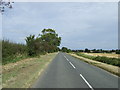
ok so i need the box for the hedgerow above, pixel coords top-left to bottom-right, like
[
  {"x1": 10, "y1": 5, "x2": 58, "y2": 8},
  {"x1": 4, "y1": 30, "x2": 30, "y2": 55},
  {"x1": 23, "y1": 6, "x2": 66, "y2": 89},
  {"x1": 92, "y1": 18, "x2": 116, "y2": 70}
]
[{"x1": 76, "y1": 53, "x2": 120, "y2": 66}]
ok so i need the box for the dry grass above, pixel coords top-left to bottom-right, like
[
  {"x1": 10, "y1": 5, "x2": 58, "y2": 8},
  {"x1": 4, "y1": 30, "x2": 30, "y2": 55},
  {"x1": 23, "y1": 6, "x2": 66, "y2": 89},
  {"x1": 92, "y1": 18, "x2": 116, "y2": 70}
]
[
  {"x1": 69, "y1": 53, "x2": 119, "y2": 77},
  {"x1": 2, "y1": 53, "x2": 58, "y2": 88},
  {"x1": 84, "y1": 53, "x2": 119, "y2": 58}
]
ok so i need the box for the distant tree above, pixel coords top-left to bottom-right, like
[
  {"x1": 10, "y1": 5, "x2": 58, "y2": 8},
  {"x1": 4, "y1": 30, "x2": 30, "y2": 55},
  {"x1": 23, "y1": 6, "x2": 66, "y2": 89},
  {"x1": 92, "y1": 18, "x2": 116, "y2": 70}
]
[
  {"x1": 61, "y1": 47, "x2": 71, "y2": 53},
  {"x1": 61, "y1": 47, "x2": 68, "y2": 52},
  {"x1": 84, "y1": 48, "x2": 90, "y2": 53},
  {"x1": 78, "y1": 50, "x2": 84, "y2": 52},
  {"x1": 116, "y1": 49, "x2": 120, "y2": 54},
  {"x1": 92, "y1": 49, "x2": 96, "y2": 53},
  {"x1": 111, "y1": 49, "x2": 116, "y2": 53}
]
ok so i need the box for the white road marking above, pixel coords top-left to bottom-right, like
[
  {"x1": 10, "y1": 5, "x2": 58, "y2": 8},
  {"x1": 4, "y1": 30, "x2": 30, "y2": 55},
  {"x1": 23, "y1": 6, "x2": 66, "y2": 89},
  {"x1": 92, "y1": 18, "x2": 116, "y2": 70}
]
[
  {"x1": 63, "y1": 55, "x2": 76, "y2": 69},
  {"x1": 69, "y1": 62, "x2": 76, "y2": 69},
  {"x1": 63, "y1": 53, "x2": 93, "y2": 89},
  {"x1": 80, "y1": 74, "x2": 94, "y2": 90},
  {"x1": 64, "y1": 55, "x2": 69, "y2": 61}
]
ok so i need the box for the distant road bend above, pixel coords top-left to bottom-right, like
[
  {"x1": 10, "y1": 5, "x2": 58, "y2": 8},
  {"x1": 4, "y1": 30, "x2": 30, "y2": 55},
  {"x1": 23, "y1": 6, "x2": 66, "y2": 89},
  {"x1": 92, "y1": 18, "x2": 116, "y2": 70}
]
[{"x1": 32, "y1": 52, "x2": 118, "y2": 89}]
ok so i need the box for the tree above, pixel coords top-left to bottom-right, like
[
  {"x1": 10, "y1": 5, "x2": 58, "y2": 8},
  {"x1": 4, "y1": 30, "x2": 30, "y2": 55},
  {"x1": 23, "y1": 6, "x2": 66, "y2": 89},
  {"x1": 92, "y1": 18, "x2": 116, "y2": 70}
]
[
  {"x1": 41, "y1": 29, "x2": 61, "y2": 53},
  {"x1": 61, "y1": 47, "x2": 71, "y2": 53},
  {"x1": 84, "y1": 48, "x2": 90, "y2": 53},
  {"x1": 61, "y1": 47, "x2": 67, "y2": 52},
  {"x1": 0, "y1": 0, "x2": 14, "y2": 14},
  {"x1": 116, "y1": 49, "x2": 120, "y2": 54},
  {"x1": 25, "y1": 29, "x2": 61, "y2": 56},
  {"x1": 25, "y1": 35, "x2": 36, "y2": 56}
]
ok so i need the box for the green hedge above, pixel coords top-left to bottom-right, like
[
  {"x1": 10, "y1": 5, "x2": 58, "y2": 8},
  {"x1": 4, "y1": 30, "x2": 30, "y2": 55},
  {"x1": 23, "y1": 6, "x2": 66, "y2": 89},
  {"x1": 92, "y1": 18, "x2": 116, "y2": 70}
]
[
  {"x1": 76, "y1": 53, "x2": 120, "y2": 66},
  {"x1": 2, "y1": 40, "x2": 27, "y2": 65}
]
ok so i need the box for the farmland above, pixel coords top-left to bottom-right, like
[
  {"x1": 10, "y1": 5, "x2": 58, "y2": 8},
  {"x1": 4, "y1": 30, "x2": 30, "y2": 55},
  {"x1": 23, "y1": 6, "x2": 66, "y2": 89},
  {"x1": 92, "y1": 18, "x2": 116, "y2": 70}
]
[
  {"x1": 75, "y1": 52, "x2": 120, "y2": 66},
  {"x1": 84, "y1": 53, "x2": 119, "y2": 58}
]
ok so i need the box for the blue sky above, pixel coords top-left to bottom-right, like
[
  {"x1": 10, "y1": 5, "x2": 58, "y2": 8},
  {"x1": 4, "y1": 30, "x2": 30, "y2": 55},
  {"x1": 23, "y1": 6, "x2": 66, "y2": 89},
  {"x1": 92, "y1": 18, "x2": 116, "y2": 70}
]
[{"x1": 2, "y1": 2, "x2": 118, "y2": 50}]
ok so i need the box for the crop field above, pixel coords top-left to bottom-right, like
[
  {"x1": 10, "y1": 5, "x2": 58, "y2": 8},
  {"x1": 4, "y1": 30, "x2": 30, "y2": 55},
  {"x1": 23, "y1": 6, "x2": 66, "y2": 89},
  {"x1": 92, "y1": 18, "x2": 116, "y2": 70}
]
[
  {"x1": 76, "y1": 52, "x2": 120, "y2": 66},
  {"x1": 84, "y1": 53, "x2": 119, "y2": 58}
]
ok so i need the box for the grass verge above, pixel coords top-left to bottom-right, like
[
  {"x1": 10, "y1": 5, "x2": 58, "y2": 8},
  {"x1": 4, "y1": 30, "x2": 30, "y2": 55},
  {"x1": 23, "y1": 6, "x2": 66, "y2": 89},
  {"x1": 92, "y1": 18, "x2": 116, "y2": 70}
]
[
  {"x1": 68, "y1": 53, "x2": 120, "y2": 77},
  {"x1": 2, "y1": 54, "x2": 29, "y2": 65},
  {"x1": 2, "y1": 53, "x2": 58, "y2": 88}
]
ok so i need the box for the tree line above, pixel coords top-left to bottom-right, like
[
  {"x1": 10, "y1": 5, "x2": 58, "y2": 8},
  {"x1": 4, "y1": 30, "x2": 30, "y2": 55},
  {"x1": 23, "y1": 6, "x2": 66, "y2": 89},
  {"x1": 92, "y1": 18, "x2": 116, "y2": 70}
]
[{"x1": 61, "y1": 47, "x2": 120, "y2": 54}]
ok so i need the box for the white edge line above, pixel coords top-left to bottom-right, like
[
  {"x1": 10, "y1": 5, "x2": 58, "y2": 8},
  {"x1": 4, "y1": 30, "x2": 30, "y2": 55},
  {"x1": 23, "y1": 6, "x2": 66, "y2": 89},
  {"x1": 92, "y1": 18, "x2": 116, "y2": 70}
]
[
  {"x1": 80, "y1": 74, "x2": 94, "y2": 90},
  {"x1": 69, "y1": 62, "x2": 76, "y2": 69}
]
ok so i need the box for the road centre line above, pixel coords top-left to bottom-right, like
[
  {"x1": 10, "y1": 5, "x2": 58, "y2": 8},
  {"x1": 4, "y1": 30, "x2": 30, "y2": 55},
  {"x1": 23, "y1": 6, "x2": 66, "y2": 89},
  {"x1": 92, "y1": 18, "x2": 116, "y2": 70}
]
[
  {"x1": 63, "y1": 54, "x2": 93, "y2": 90},
  {"x1": 64, "y1": 55, "x2": 69, "y2": 61},
  {"x1": 80, "y1": 74, "x2": 94, "y2": 90},
  {"x1": 69, "y1": 62, "x2": 76, "y2": 69},
  {"x1": 63, "y1": 55, "x2": 76, "y2": 69}
]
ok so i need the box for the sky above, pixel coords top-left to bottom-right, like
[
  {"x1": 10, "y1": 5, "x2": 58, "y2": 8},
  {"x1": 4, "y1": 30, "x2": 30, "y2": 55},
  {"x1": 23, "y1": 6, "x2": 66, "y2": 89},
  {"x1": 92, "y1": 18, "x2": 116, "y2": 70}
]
[{"x1": 1, "y1": 2, "x2": 118, "y2": 50}]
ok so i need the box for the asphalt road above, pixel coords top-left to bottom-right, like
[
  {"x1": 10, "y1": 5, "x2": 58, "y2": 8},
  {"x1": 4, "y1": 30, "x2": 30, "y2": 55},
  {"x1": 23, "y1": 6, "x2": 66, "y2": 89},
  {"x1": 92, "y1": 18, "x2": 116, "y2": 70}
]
[{"x1": 32, "y1": 52, "x2": 119, "y2": 89}]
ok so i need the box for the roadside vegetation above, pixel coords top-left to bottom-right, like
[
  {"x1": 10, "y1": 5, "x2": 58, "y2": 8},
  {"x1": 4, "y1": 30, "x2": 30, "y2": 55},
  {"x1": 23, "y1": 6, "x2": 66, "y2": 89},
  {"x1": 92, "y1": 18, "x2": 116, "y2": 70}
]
[
  {"x1": 84, "y1": 53, "x2": 118, "y2": 58},
  {"x1": 3, "y1": 53, "x2": 57, "y2": 88},
  {"x1": 61, "y1": 47, "x2": 120, "y2": 67},
  {"x1": 72, "y1": 48, "x2": 120, "y2": 54},
  {"x1": 25, "y1": 29, "x2": 61, "y2": 56},
  {"x1": 2, "y1": 40, "x2": 27, "y2": 65},
  {"x1": 2, "y1": 29, "x2": 61, "y2": 88},
  {"x1": 76, "y1": 53, "x2": 120, "y2": 66},
  {"x1": 2, "y1": 29, "x2": 61, "y2": 65}
]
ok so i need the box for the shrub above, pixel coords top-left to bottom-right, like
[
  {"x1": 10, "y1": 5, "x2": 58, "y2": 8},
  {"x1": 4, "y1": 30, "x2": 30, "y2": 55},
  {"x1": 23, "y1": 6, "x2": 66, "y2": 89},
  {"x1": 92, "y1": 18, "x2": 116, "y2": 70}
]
[{"x1": 2, "y1": 40, "x2": 27, "y2": 64}]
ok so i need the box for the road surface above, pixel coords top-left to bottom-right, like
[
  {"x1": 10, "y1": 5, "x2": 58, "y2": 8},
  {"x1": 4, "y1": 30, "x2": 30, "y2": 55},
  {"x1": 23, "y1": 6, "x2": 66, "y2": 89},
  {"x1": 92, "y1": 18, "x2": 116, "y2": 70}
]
[{"x1": 32, "y1": 52, "x2": 119, "y2": 89}]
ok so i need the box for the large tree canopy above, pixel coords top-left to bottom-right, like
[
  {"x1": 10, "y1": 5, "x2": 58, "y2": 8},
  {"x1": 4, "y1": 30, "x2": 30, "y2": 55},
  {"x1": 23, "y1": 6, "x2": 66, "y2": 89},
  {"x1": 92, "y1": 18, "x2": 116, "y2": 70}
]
[
  {"x1": 25, "y1": 29, "x2": 61, "y2": 56},
  {"x1": 41, "y1": 29, "x2": 61, "y2": 53},
  {"x1": 41, "y1": 29, "x2": 61, "y2": 46}
]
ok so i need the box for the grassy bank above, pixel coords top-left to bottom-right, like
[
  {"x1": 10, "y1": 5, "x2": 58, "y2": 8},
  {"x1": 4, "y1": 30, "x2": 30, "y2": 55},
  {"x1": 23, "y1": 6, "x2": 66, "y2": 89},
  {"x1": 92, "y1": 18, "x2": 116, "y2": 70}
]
[
  {"x1": 2, "y1": 53, "x2": 57, "y2": 88},
  {"x1": 76, "y1": 53, "x2": 120, "y2": 66}
]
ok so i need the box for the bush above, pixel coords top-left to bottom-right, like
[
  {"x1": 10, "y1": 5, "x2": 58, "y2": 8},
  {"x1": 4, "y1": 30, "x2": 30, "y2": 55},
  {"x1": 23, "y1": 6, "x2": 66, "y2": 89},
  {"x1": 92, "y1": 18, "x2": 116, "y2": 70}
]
[{"x1": 2, "y1": 40, "x2": 27, "y2": 64}]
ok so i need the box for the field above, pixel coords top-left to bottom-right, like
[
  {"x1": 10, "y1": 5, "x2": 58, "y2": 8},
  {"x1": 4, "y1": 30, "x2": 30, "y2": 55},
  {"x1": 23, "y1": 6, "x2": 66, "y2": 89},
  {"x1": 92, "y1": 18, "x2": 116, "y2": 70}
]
[
  {"x1": 75, "y1": 52, "x2": 120, "y2": 66},
  {"x1": 2, "y1": 53, "x2": 57, "y2": 88},
  {"x1": 84, "y1": 53, "x2": 119, "y2": 58}
]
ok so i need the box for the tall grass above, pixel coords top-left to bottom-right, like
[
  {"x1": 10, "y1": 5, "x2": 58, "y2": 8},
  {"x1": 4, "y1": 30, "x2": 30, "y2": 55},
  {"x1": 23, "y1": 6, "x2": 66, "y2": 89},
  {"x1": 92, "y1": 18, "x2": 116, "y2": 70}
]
[
  {"x1": 76, "y1": 53, "x2": 120, "y2": 67},
  {"x1": 2, "y1": 40, "x2": 27, "y2": 65}
]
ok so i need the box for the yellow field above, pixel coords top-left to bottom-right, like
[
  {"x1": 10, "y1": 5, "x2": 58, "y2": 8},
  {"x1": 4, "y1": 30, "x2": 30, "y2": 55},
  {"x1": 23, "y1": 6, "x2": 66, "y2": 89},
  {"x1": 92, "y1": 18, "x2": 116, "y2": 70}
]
[{"x1": 83, "y1": 53, "x2": 119, "y2": 58}]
